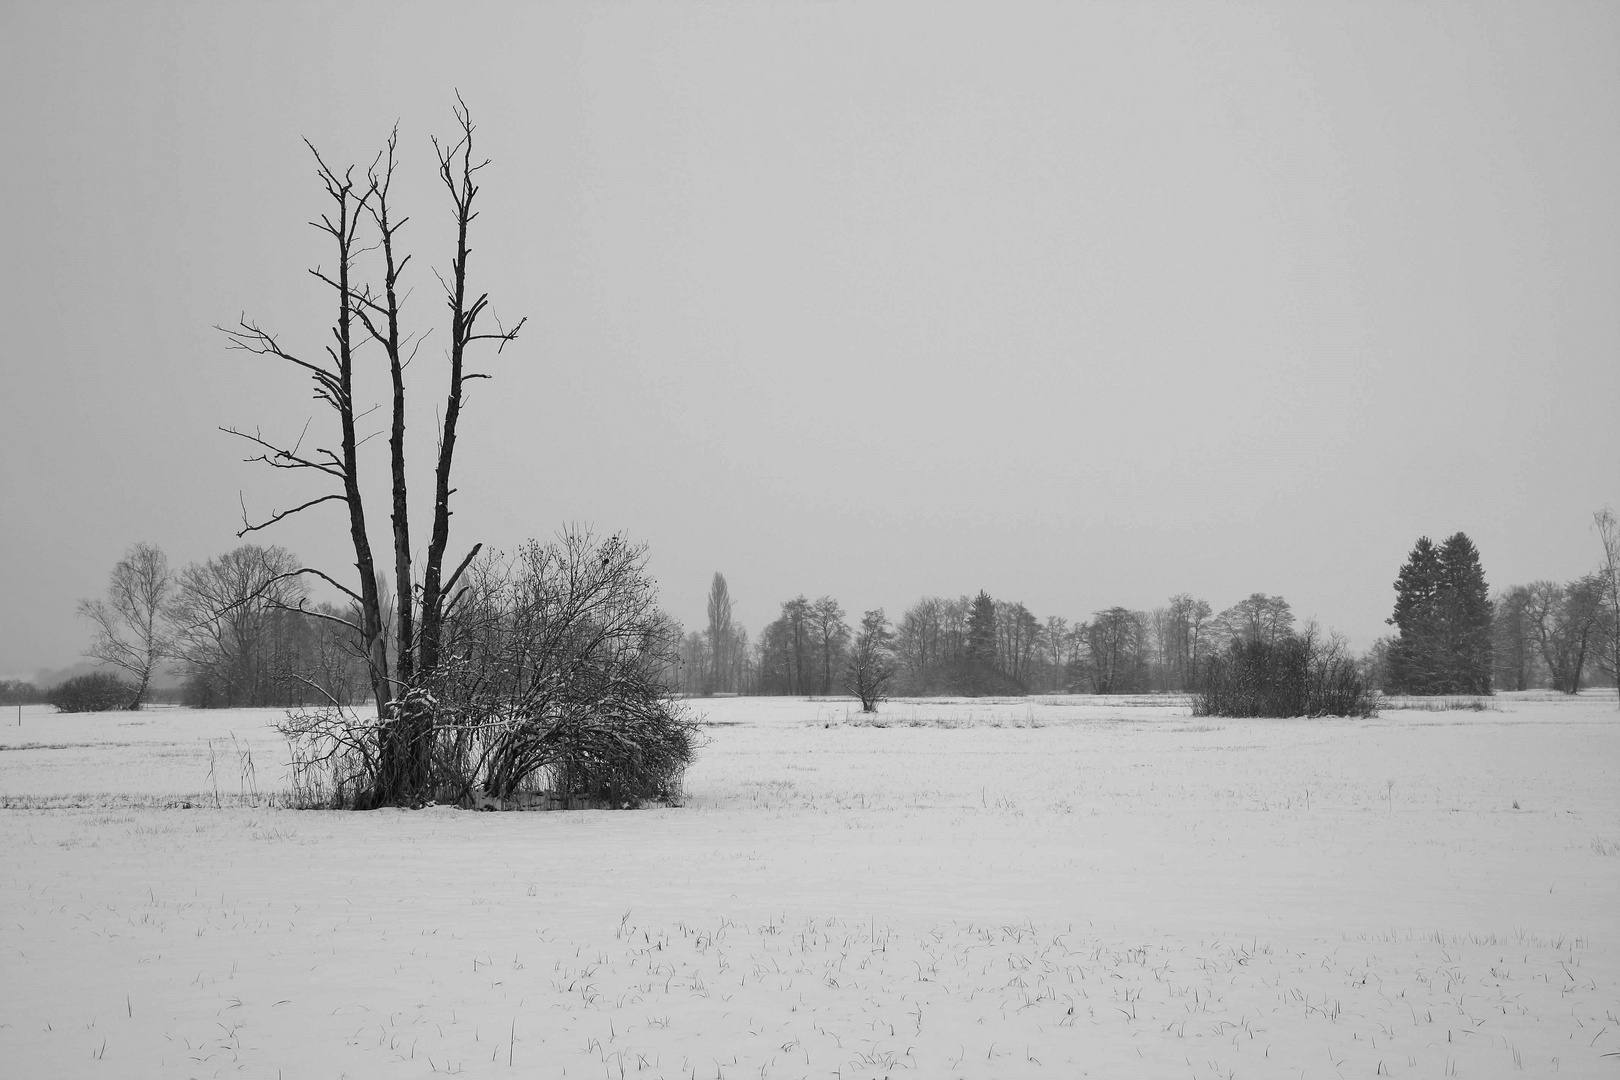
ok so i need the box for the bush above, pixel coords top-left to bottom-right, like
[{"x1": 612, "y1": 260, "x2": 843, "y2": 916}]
[
  {"x1": 47, "y1": 672, "x2": 134, "y2": 713},
  {"x1": 280, "y1": 529, "x2": 702, "y2": 810},
  {"x1": 431, "y1": 532, "x2": 701, "y2": 807},
  {"x1": 1194, "y1": 628, "x2": 1376, "y2": 718}
]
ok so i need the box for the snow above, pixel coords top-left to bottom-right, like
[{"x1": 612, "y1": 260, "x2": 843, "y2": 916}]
[{"x1": 1, "y1": 693, "x2": 1616, "y2": 1078}]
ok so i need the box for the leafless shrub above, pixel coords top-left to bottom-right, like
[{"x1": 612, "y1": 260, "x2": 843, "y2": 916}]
[
  {"x1": 279, "y1": 529, "x2": 700, "y2": 809},
  {"x1": 279, "y1": 705, "x2": 383, "y2": 810},
  {"x1": 1194, "y1": 625, "x2": 1376, "y2": 718}
]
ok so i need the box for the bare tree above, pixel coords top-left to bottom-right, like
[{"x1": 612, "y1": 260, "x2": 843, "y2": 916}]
[
  {"x1": 1525, "y1": 578, "x2": 1605, "y2": 694},
  {"x1": 1161, "y1": 594, "x2": 1213, "y2": 692},
  {"x1": 222, "y1": 99, "x2": 523, "y2": 805},
  {"x1": 1081, "y1": 607, "x2": 1148, "y2": 693},
  {"x1": 993, "y1": 600, "x2": 1041, "y2": 687},
  {"x1": 76, "y1": 542, "x2": 173, "y2": 709},
  {"x1": 1213, "y1": 593, "x2": 1295, "y2": 649},
  {"x1": 1492, "y1": 584, "x2": 1540, "y2": 691},
  {"x1": 895, "y1": 597, "x2": 945, "y2": 693},
  {"x1": 783, "y1": 595, "x2": 813, "y2": 695},
  {"x1": 810, "y1": 596, "x2": 851, "y2": 696},
  {"x1": 843, "y1": 609, "x2": 897, "y2": 712},
  {"x1": 1595, "y1": 508, "x2": 1620, "y2": 708},
  {"x1": 167, "y1": 545, "x2": 305, "y2": 707}
]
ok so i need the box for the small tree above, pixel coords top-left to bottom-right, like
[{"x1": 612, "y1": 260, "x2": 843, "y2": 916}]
[
  {"x1": 843, "y1": 609, "x2": 897, "y2": 712},
  {"x1": 76, "y1": 542, "x2": 173, "y2": 710}
]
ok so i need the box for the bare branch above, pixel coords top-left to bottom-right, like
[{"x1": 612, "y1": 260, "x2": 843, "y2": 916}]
[
  {"x1": 221, "y1": 426, "x2": 346, "y2": 478},
  {"x1": 237, "y1": 492, "x2": 348, "y2": 537}
]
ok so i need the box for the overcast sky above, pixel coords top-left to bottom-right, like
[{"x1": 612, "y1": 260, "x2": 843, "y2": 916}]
[{"x1": 2, "y1": 2, "x2": 1616, "y2": 678}]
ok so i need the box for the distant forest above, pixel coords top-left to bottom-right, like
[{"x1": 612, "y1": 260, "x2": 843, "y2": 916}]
[
  {"x1": 6, "y1": 513, "x2": 1615, "y2": 711},
  {"x1": 671, "y1": 518, "x2": 1619, "y2": 700}
]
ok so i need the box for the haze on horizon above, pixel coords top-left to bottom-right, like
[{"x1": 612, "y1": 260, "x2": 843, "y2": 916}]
[{"x1": 2, "y1": 2, "x2": 1616, "y2": 678}]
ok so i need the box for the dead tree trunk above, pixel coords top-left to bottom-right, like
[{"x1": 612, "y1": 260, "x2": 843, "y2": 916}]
[
  {"x1": 225, "y1": 100, "x2": 521, "y2": 808},
  {"x1": 223, "y1": 150, "x2": 390, "y2": 723},
  {"x1": 418, "y1": 99, "x2": 524, "y2": 678}
]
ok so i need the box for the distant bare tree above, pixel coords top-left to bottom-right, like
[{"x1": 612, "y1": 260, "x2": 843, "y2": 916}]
[
  {"x1": 895, "y1": 597, "x2": 946, "y2": 693},
  {"x1": 1081, "y1": 607, "x2": 1148, "y2": 693},
  {"x1": 1492, "y1": 584, "x2": 1540, "y2": 691},
  {"x1": 810, "y1": 596, "x2": 851, "y2": 695},
  {"x1": 678, "y1": 630, "x2": 708, "y2": 696},
  {"x1": 76, "y1": 542, "x2": 173, "y2": 709},
  {"x1": 843, "y1": 609, "x2": 897, "y2": 712},
  {"x1": 1161, "y1": 594, "x2": 1213, "y2": 692},
  {"x1": 1214, "y1": 593, "x2": 1295, "y2": 648},
  {"x1": 167, "y1": 545, "x2": 306, "y2": 707},
  {"x1": 1039, "y1": 615, "x2": 1069, "y2": 693},
  {"x1": 1525, "y1": 578, "x2": 1605, "y2": 694},
  {"x1": 994, "y1": 600, "x2": 1041, "y2": 687},
  {"x1": 1595, "y1": 509, "x2": 1620, "y2": 707}
]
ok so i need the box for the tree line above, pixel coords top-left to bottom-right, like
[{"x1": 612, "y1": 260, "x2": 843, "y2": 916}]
[
  {"x1": 74, "y1": 541, "x2": 374, "y2": 710},
  {"x1": 669, "y1": 572, "x2": 1306, "y2": 698},
  {"x1": 672, "y1": 513, "x2": 1620, "y2": 704}
]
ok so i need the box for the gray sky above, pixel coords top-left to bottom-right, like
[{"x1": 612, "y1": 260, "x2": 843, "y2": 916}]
[{"x1": 3, "y1": 2, "x2": 1616, "y2": 677}]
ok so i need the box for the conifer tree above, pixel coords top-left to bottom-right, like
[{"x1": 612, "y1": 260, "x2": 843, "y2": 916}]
[
  {"x1": 962, "y1": 590, "x2": 1000, "y2": 696},
  {"x1": 1386, "y1": 536, "x2": 1443, "y2": 692},
  {"x1": 1386, "y1": 533, "x2": 1493, "y2": 694},
  {"x1": 1436, "y1": 532, "x2": 1493, "y2": 693}
]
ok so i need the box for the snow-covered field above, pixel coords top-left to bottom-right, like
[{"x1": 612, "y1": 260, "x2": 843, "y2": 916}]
[{"x1": 1, "y1": 693, "x2": 1616, "y2": 1078}]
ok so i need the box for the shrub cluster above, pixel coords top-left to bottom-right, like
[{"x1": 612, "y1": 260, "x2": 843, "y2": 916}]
[
  {"x1": 280, "y1": 530, "x2": 700, "y2": 810},
  {"x1": 1194, "y1": 629, "x2": 1376, "y2": 718},
  {"x1": 47, "y1": 672, "x2": 134, "y2": 713}
]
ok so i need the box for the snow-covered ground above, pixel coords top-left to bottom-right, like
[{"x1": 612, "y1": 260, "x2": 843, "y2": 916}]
[{"x1": 1, "y1": 693, "x2": 1616, "y2": 1078}]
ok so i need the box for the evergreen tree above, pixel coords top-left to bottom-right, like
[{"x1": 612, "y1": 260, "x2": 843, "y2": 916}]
[
  {"x1": 1386, "y1": 533, "x2": 1493, "y2": 694},
  {"x1": 1386, "y1": 536, "x2": 1443, "y2": 692},
  {"x1": 961, "y1": 590, "x2": 1000, "y2": 695},
  {"x1": 1436, "y1": 532, "x2": 1493, "y2": 693}
]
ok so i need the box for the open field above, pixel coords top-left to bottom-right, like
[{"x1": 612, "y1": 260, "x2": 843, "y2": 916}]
[{"x1": 1, "y1": 693, "x2": 1617, "y2": 1078}]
